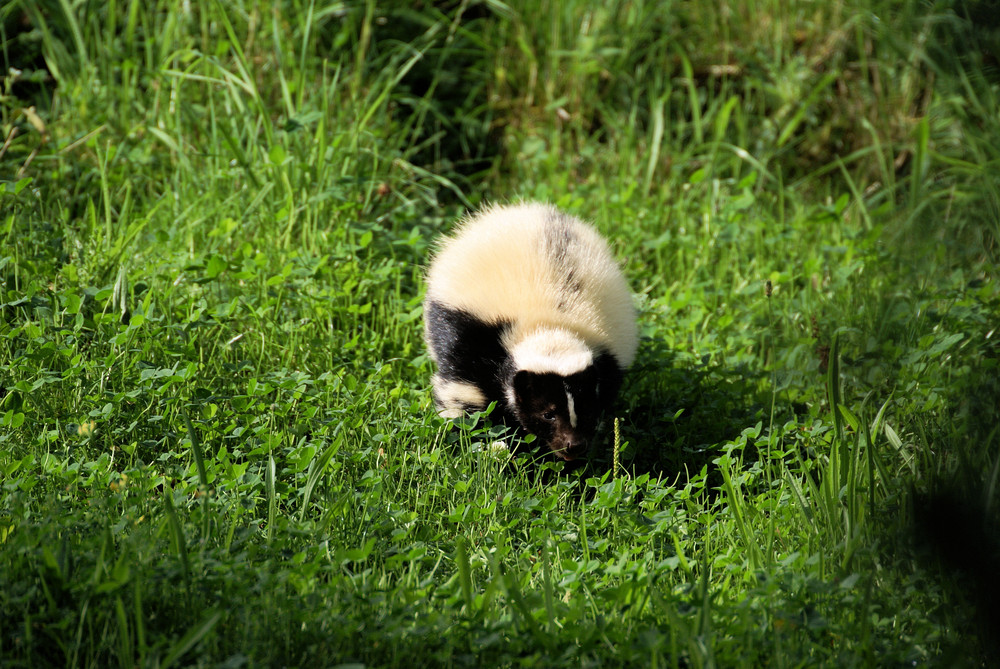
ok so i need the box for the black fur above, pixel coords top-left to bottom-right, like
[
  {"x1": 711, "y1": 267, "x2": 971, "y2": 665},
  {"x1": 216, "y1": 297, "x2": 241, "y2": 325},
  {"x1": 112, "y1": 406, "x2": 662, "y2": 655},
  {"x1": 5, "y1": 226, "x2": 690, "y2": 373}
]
[{"x1": 424, "y1": 300, "x2": 510, "y2": 409}]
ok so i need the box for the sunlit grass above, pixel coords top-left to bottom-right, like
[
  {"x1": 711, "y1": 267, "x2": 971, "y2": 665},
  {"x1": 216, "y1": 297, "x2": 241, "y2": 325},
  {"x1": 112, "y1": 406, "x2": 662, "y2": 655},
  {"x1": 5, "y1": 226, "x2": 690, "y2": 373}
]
[{"x1": 1, "y1": 0, "x2": 998, "y2": 666}]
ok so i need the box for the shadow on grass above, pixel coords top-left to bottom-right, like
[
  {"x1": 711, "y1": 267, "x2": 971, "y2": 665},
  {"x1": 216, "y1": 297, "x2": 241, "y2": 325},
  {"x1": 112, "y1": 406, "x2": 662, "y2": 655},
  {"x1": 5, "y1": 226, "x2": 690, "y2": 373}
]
[
  {"x1": 436, "y1": 336, "x2": 789, "y2": 488},
  {"x1": 907, "y1": 482, "x2": 1000, "y2": 663},
  {"x1": 898, "y1": 364, "x2": 1000, "y2": 665},
  {"x1": 589, "y1": 337, "x2": 780, "y2": 484}
]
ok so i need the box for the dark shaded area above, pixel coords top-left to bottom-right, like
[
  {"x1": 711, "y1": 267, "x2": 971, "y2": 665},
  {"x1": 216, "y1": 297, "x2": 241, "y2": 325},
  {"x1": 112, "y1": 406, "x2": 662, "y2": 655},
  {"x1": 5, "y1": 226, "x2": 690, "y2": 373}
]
[
  {"x1": 868, "y1": 274, "x2": 1000, "y2": 664},
  {"x1": 1, "y1": 6, "x2": 56, "y2": 107},
  {"x1": 908, "y1": 339, "x2": 1000, "y2": 662},
  {"x1": 910, "y1": 484, "x2": 1000, "y2": 664},
  {"x1": 363, "y1": 2, "x2": 502, "y2": 190},
  {"x1": 589, "y1": 337, "x2": 780, "y2": 484},
  {"x1": 952, "y1": 0, "x2": 1000, "y2": 75},
  {"x1": 427, "y1": 323, "x2": 782, "y2": 487}
]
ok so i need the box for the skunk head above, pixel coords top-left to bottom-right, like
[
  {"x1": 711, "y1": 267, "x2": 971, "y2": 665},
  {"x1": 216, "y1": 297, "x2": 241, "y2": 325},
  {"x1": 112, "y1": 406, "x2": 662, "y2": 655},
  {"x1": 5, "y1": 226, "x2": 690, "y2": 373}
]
[
  {"x1": 504, "y1": 327, "x2": 618, "y2": 461},
  {"x1": 510, "y1": 367, "x2": 601, "y2": 461}
]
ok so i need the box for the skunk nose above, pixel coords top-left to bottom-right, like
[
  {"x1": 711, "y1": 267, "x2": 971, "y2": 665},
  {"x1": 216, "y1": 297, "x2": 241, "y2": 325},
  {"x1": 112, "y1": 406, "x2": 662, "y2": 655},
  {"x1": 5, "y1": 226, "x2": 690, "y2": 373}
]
[{"x1": 559, "y1": 440, "x2": 589, "y2": 461}]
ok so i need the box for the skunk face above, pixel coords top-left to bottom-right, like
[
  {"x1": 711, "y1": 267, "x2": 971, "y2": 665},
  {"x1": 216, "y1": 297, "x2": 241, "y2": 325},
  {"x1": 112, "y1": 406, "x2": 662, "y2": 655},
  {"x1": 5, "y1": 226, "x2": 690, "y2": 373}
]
[
  {"x1": 511, "y1": 368, "x2": 600, "y2": 461},
  {"x1": 423, "y1": 202, "x2": 637, "y2": 460}
]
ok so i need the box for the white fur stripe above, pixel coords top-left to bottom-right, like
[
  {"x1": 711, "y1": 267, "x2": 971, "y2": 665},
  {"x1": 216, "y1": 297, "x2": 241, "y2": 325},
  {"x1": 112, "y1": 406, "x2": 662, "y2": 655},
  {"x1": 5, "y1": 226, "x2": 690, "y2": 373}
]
[
  {"x1": 508, "y1": 327, "x2": 592, "y2": 376},
  {"x1": 434, "y1": 377, "x2": 486, "y2": 417},
  {"x1": 565, "y1": 387, "x2": 577, "y2": 428}
]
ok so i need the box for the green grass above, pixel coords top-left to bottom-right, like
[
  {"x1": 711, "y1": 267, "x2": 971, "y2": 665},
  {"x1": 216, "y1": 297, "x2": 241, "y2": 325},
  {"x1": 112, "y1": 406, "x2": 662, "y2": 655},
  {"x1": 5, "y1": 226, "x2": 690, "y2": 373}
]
[{"x1": 2, "y1": 0, "x2": 999, "y2": 666}]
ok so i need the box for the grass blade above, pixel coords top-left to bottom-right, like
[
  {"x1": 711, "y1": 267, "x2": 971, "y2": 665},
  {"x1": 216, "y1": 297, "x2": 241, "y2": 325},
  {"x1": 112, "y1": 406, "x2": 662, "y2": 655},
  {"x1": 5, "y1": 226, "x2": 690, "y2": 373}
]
[
  {"x1": 266, "y1": 455, "x2": 277, "y2": 545},
  {"x1": 160, "y1": 609, "x2": 222, "y2": 669}
]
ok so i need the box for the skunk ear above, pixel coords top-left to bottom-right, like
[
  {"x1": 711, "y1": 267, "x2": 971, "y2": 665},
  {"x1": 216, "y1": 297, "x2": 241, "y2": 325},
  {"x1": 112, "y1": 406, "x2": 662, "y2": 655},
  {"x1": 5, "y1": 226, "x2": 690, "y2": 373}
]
[
  {"x1": 593, "y1": 353, "x2": 623, "y2": 400},
  {"x1": 512, "y1": 370, "x2": 536, "y2": 404}
]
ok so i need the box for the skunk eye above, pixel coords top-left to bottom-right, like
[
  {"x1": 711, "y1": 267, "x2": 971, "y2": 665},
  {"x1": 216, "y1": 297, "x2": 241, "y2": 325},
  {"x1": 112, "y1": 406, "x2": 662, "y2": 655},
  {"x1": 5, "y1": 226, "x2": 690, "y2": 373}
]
[{"x1": 541, "y1": 410, "x2": 557, "y2": 422}]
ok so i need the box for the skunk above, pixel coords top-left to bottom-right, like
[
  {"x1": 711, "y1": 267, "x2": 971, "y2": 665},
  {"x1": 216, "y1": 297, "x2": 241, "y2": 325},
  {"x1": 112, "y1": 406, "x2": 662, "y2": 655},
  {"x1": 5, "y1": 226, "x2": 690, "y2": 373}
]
[{"x1": 423, "y1": 202, "x2": 638, "y2": 461}]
